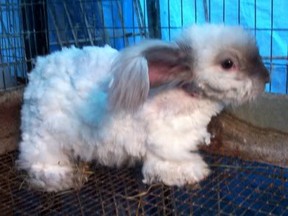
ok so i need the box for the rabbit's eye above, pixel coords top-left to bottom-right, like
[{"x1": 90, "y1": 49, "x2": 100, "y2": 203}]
[{"x1": 221, "y1": 59, "x2": 234, "y2": 70}]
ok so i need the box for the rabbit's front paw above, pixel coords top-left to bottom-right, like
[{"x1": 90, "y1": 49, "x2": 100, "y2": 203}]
[
  {"x1": 142, "y1": 154, "x2": 210, "y2": 186},
  {"x1": 204, "y1": 131, "x2": 212, "y2": 145}
]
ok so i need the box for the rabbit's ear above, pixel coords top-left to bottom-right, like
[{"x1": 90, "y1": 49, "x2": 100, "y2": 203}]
[
  {"x1": 108, "y1": 40, "x2": 193, "y2": 112},
  {"x1": 143, "y1": 44, "x2": 193, "y2": 87}
]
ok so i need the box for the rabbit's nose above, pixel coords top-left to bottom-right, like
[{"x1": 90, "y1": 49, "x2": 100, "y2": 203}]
[
  {"x1": 258, "y1": 63, "x2": 270, "y2": 83},
  {"x1": 263, "y1": 68, "x2": 270, "y2": 83}
]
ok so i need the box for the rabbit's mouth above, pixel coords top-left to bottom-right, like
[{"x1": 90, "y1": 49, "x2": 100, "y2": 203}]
[{"x1": 181, "y1": 82, "x2": 203, "y2": 98}]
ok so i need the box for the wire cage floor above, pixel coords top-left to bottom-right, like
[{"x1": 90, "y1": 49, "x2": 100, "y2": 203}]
[{"x1": 1, "y1": 150, "x2": 287, "y2": 215}]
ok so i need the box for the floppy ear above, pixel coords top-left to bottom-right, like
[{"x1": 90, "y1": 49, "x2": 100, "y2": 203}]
[{"x1": 108, "y1": 40, "x2": 193, "y2": 112}]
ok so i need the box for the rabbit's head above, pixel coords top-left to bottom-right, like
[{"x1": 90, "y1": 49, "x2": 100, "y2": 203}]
[
  {"x1": 109, "y1": 24, "x2": 269, "y2": 111},
  {"x1": 178, "y1": 24, "x2": 269, "y2": 105}
]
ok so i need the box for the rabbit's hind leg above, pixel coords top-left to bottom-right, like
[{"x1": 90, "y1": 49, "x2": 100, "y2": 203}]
[{"x1": 17, "y1": 141, "x2": 89, "y2": 192}]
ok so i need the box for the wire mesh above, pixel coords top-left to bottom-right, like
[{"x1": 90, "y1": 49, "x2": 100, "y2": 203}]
[
  {"x1": 0, "y1": 151, "x2": 287, "y2": 215},
  {"x1": 0, "y1": 0, "x2": 288, "y2": 92},
  {"x1": 0, "y1": 0, "x2": 148, "y2": 91},
  {"x1": 0, "y1": 0, "x2": 27, "y2": 90}
]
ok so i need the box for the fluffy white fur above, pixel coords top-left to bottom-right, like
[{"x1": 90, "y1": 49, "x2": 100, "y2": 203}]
[{"x1": 18, "y1": 24, "x2": 269, "y2": 191}]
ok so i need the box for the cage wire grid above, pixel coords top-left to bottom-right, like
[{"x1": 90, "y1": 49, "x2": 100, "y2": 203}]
[
  {"x1": 0, "y1": 0, "x2": 288, "y2": 215},
  {"x1": 0, "y1": 0, "x2": 288, "y2": 93},
  {"x1": 0, "y1": 151, "x2": 288, "y2": 215}
]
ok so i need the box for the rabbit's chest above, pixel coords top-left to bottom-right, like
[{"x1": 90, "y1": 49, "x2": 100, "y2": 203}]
[
  {"x1": 143, "y1": 90, "x2": 223, "y2": 130},
  {"x1": 141, "y1": 94, "x2": 223, "y2": 148}
]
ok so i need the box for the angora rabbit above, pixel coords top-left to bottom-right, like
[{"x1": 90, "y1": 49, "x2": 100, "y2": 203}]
[{"x1": 18, "y1": 24, "x2": 269, "y2": 191}]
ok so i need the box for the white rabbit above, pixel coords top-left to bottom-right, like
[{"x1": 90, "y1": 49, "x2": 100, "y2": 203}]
[{"x1": 17, "y1": 24, "x2": 269, "y2": 191}]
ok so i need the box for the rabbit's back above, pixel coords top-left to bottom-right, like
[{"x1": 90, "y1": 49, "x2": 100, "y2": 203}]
[
  {"x1": 20, "y1": 46, "x2": 118, "y2": 160},
  {"x1": 24, "y1": 45, "x2": 117, "y2": 104}
]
